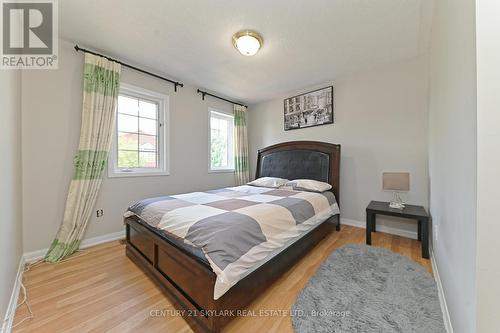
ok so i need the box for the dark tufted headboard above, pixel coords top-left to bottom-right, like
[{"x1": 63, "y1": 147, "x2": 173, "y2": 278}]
[{"x1": 255, "y1": 141, "x2": 341, "y2": 202}]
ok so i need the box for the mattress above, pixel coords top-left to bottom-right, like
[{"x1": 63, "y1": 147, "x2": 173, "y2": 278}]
[{"x1": 125, "y1": 185, "x2": 340, "y2": 299}]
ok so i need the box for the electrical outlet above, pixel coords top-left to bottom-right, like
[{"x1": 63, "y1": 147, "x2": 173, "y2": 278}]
[{"x1": 96, "y1": 209, "x2": 104, "y2": 218}]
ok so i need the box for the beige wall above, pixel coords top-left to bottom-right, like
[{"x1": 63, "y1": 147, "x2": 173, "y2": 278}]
[
  {"x1": 21, "y1": 40, "x2": 236, "y2": 253},
  {"x1": 476, "y1": 1, "x2": 500, "y2": 331},
  {"x1": 428, "y1": 0, "x2": 477, "y2": 332},
  {"x1": 248, "y1": 57, "x2": 429, "y2": 235},
  {"x1": 0, "y1": 69, "x2": 23, "y2": 323}
]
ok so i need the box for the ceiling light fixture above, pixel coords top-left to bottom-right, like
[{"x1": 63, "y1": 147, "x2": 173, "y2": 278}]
[{"x1": 232, "y1": 30, "x2": 263, "y2": 56}]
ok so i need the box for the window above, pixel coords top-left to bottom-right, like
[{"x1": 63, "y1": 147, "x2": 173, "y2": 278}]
[
  {"x1": 209, "y1": 109, "x2": 234, "y2": 172},
  {"x1": 108, "y1": 84, "x2": 169, "y2": 177}
]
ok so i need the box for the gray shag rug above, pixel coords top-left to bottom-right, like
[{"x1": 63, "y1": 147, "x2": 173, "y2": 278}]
[{"x1": 292, "y1": 244, "x2": 446, "y2": 333}]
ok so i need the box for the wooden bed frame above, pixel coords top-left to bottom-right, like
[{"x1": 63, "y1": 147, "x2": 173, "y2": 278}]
[{"x1": 124, "y1": 141, "x2": 341, "y2": 332}]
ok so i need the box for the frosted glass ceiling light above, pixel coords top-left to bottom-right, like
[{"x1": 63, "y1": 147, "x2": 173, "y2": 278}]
[{"x1": 232, "y1": 30, "x2": 263, "y2": 56}]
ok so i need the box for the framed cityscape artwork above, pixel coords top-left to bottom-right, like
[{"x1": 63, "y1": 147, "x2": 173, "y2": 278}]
[{"x1": 284, "y1": 86, "x2": 334, "y2": 130}]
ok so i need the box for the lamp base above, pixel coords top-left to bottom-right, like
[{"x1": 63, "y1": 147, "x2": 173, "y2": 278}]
[
  {"x1": 389, "y1": 192, "x2": 405, "y2": 210},
  {"x1": 389, "y1": 201, "x2": 405, "y2": 210}
]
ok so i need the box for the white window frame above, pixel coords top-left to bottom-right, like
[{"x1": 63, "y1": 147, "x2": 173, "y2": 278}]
[
  {"x1": 208, "y1": 108, "x2": 235, "y2": 173},
  {"x1": 108, "y1": 83, "x2": 170, "y2": 178}
]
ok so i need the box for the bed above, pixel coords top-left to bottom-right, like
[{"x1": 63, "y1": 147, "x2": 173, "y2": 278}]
[{"x1": 124, "y1": 141, "x2": 341, "y2": 332}]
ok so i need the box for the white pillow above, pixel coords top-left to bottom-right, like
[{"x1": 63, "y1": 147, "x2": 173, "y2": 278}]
[
  {"x1": 247, "y1": 177, "x2": 289, "y2": 188},
  {"x1": 285, "y1": 179, "x2": 332, "y2": 193}
]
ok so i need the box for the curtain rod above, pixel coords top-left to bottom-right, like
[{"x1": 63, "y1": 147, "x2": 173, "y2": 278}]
[
  {"x1": 197, "y1": 89, "x2": 247, "y2": 108},
  {"x1": 74, "y1": 45, "x2": 184, "y2": 92}
]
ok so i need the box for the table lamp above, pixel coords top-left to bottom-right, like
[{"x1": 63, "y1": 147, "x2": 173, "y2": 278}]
[{"x1": 383, "y1": 172, "x2": 410, "y2": 209}]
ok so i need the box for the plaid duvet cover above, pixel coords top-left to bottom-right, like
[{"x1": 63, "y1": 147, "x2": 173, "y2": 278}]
[{"x1": 125, "y1": 185, "x2": 340, "y2": 299}]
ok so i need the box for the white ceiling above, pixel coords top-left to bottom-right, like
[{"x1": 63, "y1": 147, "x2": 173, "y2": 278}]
[{"x1": 59, "y1": 0, "x2": 434, "y2": 104}]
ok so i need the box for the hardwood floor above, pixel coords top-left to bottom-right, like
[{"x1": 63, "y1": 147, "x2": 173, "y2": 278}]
[{"x1": 13, "y1": 225, "x2": 431, "y2": 333}]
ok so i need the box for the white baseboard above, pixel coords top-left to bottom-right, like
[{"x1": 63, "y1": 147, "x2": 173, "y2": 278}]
[
  {"x1": 1, "y1": 257, "x2": 25, "y2": 333},
  {"x1": 23, "y1": 230, "x2": 125, "y2": 263},
  {"x1": 341, "y1": 218, "x2": 418, "y2": 239},
  {"x1": 431, "y1": 249, "x2": 453, "y2": 333}
]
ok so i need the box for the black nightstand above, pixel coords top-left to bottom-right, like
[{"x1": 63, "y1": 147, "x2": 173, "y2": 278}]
[{"x1": 366, "y1": 201, "x2": 430, "y2": 259}]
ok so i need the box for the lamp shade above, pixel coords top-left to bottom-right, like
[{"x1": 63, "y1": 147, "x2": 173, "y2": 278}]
[{"x1": 383, "y1": 172, "x2": 410, "y2": 191}]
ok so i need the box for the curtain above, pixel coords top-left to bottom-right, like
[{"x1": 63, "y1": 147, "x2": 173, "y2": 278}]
[
  {"x1": 234, "y1": 104, "x2": 250, "y2": 185},
  {"x1": 45, "y1": 54, "x2": 121, "y2": 262}
]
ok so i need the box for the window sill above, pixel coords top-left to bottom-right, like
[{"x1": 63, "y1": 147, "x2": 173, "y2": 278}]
[
  {"x1": 108, "y1": 170, "x2": 170, "y2": 178},
  {"x1": 208, "y1": 169, "x2": 235, "y2": 174}
]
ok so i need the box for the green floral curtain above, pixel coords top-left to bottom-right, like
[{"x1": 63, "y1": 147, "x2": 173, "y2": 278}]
[
  {"x1": 234, "y1": 105, "x2": 249, "y2": 185},
  {"x1": 45, "y1": 53, "x2": 121, "y2": 262}
]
